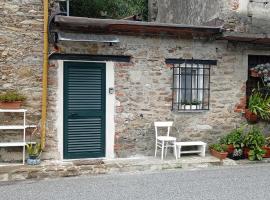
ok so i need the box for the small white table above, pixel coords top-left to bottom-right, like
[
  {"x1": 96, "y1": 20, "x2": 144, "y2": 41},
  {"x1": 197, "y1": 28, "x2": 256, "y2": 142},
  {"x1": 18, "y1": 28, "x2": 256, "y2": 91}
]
[{"x1": 175, "y1": 141, "x2": 206, "y2": 158}]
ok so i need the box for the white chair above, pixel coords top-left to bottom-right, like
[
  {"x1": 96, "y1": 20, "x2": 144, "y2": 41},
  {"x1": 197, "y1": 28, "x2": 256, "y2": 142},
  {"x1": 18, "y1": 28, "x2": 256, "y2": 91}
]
[{"x1": 154, "y1": 121, "x2": 177, "y2": 160}]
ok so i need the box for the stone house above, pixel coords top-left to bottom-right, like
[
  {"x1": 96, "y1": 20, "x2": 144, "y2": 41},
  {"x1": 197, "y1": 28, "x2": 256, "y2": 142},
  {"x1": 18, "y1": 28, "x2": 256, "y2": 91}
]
[{"x1": 0, "y1": 0, "x2": 270, "y2": 162}]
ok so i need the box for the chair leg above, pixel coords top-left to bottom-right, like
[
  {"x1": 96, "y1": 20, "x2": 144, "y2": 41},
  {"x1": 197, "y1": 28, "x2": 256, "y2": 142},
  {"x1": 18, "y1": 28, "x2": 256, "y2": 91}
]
[
  {"x1": 178, "y1": 145, "x2": 181, "y2": 158},
  {"x1": 161, "y1": 141, "x2": 164, "y2": 160},
  {"x1": 201, "y1": 145, "x2": 206, "y2": 157},
  {"x1": 174, "y1": 142, "x2": 177, "y2": 160},
  {"x1": 154, "y1": 141, "x2": 157, "y2": 157},
  {"x1": 165, "y1": 142, "x2": 168, "y2": 158}
]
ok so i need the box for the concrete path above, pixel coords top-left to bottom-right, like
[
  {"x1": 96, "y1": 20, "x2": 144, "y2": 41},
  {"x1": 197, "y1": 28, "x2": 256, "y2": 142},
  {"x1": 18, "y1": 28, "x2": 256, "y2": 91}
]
[{"x1": 0, "y1": 164, "x2": 269, "y2": 200}]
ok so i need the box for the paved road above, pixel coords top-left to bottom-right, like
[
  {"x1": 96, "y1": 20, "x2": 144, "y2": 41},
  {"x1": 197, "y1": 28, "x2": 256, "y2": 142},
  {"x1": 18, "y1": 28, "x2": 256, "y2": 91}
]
[{"x1": 0, "y1": 165, "x2": 270, "y2": 200}]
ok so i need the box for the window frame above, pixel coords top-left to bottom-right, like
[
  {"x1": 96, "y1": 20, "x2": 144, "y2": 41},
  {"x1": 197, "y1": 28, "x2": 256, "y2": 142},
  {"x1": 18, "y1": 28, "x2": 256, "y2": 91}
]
[{"x1": 166, "y1": 59, "x2": 217, "y2": 112}]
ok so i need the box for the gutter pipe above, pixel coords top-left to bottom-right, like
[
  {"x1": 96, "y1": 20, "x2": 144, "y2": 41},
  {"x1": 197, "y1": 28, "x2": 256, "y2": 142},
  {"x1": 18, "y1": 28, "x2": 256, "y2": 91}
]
[{"x1": 41, "y1": 0, "x2": 49, "y2": 149}]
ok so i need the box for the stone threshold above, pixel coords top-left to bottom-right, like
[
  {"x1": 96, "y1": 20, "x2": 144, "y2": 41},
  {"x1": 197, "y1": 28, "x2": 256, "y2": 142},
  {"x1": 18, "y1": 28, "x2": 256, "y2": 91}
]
[{"x1": 0, "y1": 155, "x2": 260, "y2": 182}]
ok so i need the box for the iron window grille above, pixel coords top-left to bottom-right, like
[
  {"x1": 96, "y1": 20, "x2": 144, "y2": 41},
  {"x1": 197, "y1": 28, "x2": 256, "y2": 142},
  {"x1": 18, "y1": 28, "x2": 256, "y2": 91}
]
[{"x1": 166, "y1": 59, "x2": 217, "y2": 111}]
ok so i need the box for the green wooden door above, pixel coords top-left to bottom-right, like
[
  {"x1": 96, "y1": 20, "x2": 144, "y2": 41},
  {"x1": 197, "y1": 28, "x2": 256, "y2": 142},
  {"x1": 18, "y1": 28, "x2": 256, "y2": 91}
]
[{"x1": 64, "y1": 62, "x2": 106, "y2": 159}]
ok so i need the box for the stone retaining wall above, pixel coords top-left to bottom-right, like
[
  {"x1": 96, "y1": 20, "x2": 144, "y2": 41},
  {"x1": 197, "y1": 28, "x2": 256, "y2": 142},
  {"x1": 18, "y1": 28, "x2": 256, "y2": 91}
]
[{"x1": 0, "y1": 0, "x2": 43, "y2": 162}]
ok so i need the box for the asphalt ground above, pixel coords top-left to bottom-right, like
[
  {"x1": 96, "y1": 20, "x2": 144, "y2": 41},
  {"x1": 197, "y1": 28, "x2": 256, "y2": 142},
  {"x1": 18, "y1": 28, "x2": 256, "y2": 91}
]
[{"x1": 0, "y1": 164, "x2": 269, "y2": 200}]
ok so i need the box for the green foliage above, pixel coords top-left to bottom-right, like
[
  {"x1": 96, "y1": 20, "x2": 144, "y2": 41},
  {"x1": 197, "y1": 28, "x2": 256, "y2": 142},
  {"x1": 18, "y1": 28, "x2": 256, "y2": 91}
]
[
  {"x1": 220, "y1": 127, "x2": 244, "y2": 148},
  {"x1": 26, "y1": 143, "x2": 42, "y2": 157},
  {"x1": 244, "y1": 126, "x2": 266, "y2": 161},
  {"x1": 0, "y1": 91, "x2": 26, "y2": 102},
  {"x1": 63, "y1": 0, "x2": 148, "y2": 20},
  {"x1": 248, "y1": 89, "x2": 270, "y2": 120},
  {"x1": 244, "y1": 126, "x2": 266, "y2": 149},
  {"x1": 181, "y1": 100, "x2": 201, "y2": 105},
  {"x1": 248, "y1": 148, "x2": 265, "y2": 161},
  {"x1": 266, "y1": 136, "x2": 270, "y2": 146},
  {"x1": 209, "y1": 144, "x2": 227, "y2": 153}
]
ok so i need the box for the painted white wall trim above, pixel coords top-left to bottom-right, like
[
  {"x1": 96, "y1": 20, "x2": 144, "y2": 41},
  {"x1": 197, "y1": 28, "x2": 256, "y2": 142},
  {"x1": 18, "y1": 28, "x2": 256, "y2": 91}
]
[{"x1": 56, "y1": 60, "x2": 115, "y2": 160}]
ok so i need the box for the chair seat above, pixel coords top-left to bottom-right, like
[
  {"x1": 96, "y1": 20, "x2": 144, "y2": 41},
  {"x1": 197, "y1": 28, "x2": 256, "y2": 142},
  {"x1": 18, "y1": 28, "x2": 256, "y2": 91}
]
[{"x1": 157, "y1": 136, "x2": 176, "y2": 141}]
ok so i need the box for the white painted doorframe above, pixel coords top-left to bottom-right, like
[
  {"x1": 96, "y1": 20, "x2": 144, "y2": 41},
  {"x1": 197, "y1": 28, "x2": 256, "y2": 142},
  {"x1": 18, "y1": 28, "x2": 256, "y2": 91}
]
[{"x1": 56, "y1": 60, "x2": 115, "y2": 160}]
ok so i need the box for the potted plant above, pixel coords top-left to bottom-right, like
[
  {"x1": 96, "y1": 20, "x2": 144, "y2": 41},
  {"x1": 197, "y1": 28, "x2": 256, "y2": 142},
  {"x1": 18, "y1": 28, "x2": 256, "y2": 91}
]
[
  {"x1": 0, "y1": 90, "x2": 26, "y2": 109},
  {"x1": 220, "y1": 126, "x2": 244, "y2": 160},
  {"x1": 262, "y1": 136, "x2": 270, "y2": 158},
  {"x1": 209, "y1": 143, "x2": 228, "y2": 160},
  {"x1": 26, "y1": 143, "x2": 42, "y2": 165},
  {"x1": 181, "y1": 100, "x2": 202, "y2": 110},
  {"x1": 243, "y1": 126, "x2": 266, "y2": 161},
  {"x1": 245, "y1": 89, "x2": 270, "y2": 122}
]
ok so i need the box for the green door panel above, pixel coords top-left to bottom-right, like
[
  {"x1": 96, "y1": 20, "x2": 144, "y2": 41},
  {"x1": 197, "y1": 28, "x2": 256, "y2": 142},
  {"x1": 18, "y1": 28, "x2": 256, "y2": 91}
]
[{"x1": 64, "y1": 62, "x2": 106, "y2": 159}]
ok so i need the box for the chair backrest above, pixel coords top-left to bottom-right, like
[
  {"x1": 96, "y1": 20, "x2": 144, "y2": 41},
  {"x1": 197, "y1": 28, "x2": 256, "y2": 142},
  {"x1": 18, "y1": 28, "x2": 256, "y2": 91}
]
[{"x1": 154, "y1": 121, "x2": 173, "y2": 138}]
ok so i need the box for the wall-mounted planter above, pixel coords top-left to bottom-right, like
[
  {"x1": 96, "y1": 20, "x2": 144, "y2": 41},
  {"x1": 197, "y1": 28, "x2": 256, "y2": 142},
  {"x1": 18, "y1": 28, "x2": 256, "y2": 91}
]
[{"x1": 0, "y1": 101, "x2": 22, "y2": 109}]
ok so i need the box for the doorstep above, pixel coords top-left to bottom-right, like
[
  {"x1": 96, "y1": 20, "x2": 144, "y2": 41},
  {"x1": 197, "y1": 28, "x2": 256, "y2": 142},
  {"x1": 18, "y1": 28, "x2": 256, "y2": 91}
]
[{"x1": 0, "y1": 155, "x2": 245, "y2": 182}]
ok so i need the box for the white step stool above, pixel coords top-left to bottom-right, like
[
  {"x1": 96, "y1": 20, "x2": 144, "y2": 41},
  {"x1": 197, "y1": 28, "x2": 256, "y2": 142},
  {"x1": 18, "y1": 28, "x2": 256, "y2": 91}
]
[{"x1": 175, "y1": 141, "x2": 206, "y2": 158}]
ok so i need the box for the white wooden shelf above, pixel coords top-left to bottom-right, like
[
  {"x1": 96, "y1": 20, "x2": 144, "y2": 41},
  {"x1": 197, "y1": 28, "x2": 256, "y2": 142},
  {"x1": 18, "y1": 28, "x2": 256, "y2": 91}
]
[
  {"x1": 0, "y1": 142, "x2": 26, "y2": 147},
  {"x1": 0, "y1": 109, "x2": 27, "y2": 112},
  {"x1": 0, "y1": 125, "x2": 36, "y2": 130},
  {"x1": 0, "y1": 109, "x2": 34, "y2": 165},
  {"x1": 0, "y1": 125, "x2": 26, "y2": 130}
]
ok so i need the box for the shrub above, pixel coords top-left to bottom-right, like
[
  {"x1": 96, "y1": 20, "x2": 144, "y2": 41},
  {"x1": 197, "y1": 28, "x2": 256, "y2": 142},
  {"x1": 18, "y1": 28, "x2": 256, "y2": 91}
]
[
  {"x1": 0, "y1": 91, "x2": 26, "y2": 102},
  {"x1": 209, "y1": 144, "x2": 227, "y2": 152}
]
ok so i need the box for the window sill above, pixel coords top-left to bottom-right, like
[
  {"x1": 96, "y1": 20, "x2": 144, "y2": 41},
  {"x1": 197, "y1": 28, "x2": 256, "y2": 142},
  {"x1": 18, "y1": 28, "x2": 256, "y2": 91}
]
[{"x1": 172, "y1": 110, "x2": 209, "y2": 113}]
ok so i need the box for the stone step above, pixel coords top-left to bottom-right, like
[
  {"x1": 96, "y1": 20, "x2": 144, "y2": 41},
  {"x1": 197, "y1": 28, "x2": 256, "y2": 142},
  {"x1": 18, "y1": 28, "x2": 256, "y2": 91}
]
[{"x1": 0, "y1": 155, "x2": 236, "y2": 182}]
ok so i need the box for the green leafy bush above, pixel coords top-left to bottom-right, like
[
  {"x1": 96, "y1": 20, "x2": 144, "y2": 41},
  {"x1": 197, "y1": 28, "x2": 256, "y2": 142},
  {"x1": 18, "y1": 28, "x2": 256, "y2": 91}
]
[
  {"x1": 62, "y1": 0, "x2": 148, "y2": 20},
  {"x1": 244, "y1": 126, "x2": 266, "y2": 161},
  {"x1": 220, "y1": 127, "x2": 244, "y2": 148},
  {"x1": 248, "y1": 89, "x2": 270, "y2": 120},
  {"x1": 209, "y1": 144, "x2": 227, "y2": 152},
  {"x1": 248, "y1": 148, "x2": 265, "y2": 161},
  {"x1": 26, "y1": 143, "x2": 42, "y2": 157},
  {"x1": 244, "y1": 126, "x2": 266, "y2": 149},
  {"x1": 0, "y1": 91, "x2": 26, "y2": 102}
]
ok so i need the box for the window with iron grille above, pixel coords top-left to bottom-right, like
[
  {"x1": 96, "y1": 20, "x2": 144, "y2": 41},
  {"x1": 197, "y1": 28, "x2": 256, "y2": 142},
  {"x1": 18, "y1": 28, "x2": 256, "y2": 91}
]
[{"x1": 166, "y1": 59, "x2": 217, "y2": 111}]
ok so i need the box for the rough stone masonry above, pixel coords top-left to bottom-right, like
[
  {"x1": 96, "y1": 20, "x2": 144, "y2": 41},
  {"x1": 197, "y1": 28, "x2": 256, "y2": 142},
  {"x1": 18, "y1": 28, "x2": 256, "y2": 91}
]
[
  {"x1": 0, "y1": 0, "x2": 270, "y2": 162},
  {"x1": 54, "y1": 35, "x2": 270, "y2": 158}
]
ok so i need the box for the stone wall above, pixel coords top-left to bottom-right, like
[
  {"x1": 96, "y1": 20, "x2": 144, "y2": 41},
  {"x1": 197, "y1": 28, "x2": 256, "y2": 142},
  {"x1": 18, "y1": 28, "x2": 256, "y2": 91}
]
[
  {"x1": 51, "y1": 35, "x2": 270, "y2": 158},
  {"x1": 148, "y1": 0, "x2": 270, "y2": 34},
  {"x1": 0, "y1": 0, "x2": 44, "y2": 162}
]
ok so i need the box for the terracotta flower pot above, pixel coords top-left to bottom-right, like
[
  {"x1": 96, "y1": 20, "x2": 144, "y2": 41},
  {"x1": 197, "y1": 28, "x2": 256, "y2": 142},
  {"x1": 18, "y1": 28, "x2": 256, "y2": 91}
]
[
  {"x1": 0, "y1": 101, "x2": 22, "y2": 109},
  {"x1": 245, "y1": 109, "x2": 258, "y2": 123},
  {"x1": 250, "y1": 69, "x2": 270, "y2": 78},
  {"x1": 262, "y1": 146, "x2": 270, "y2": 158},
  {"x1": 210, "y1": 148, "x2": 228, "y2": 160},
  {"x1": 226, "y1": 144, "x2": 235, "y2": 154},
  {"x1": 250, "y1": 70, "x2": 261, "y2": 77},
  {"x1": 243, "y1": 147, "x2": 250, "y2": 159}
]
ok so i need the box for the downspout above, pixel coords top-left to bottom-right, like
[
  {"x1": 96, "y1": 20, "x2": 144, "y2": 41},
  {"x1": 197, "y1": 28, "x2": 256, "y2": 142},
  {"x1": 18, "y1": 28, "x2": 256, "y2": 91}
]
[{"x1": 41, "y1": 0, "x2": 49, "y2": 150}]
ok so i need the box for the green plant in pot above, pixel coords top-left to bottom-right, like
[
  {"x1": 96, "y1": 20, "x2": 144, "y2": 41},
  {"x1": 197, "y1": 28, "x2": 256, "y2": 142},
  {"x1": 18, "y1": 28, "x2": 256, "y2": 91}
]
[
  {"x1": 26, "y1": 143, "x2": 42, "y2": 165},
  {"x1": 246, "y1": 89, "x2": 270, "y2": 122},
  {"x1": 181, "y1": 100, "x2": 202, "y2": 109},
  {"x1": 243, "y1": 126, "x2": 266, "y2": 161},
  {"x1": 209, "y1": 143, "x2": 228, "y2": 160},
  {"x1": 220, "y1": 126, "x2": 245, "y2": 160},
  {"x1": 0, "y1": 90, "x2": 26, "y2": 109},
  {"x1": 262, "y1": 137, "x2": 270, "y2": 158}
]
